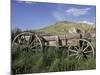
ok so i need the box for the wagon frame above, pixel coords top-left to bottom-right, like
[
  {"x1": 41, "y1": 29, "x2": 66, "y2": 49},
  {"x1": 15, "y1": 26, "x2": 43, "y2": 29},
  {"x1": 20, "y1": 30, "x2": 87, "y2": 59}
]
[{"x1": 12, "y1": 32, "x2": 95, "y2": 61}]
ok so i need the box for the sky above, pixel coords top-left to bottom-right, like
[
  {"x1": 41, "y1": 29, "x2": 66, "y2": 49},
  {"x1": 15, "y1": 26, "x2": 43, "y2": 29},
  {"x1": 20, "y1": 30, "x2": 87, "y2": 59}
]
[{"x1": 11, "y1": 0, "x2": 96, "y2": 30}]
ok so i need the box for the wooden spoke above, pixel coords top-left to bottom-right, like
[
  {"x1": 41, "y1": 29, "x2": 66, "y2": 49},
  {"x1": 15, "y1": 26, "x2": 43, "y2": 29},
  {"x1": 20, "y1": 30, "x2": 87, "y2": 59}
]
[
  {"x1": 78, "y1": 55, "x2": 82, "y2": 60},
  {"x1": 69, "y1": 49, "x2": 77, "y2": 53},
  {"x1": 68, "y1": 39, "x2": 94, "y2": 61},
  {"x1": 69, "y1": 54, "x2": 78, "y2": 57},
  {"x1": 78, "y1": 40, "x2": 81, "y2": 50},
  {"x1": 84, "y1": 51, "x2": 92, "y2": 53},
  {"x1": 12, "y1": 32, "x2": 43, "y2": 53},
  {"x1": 27, "y1": 35, "x2": 32, "y2": 45},
  {"x1": 30, "y1": 38, "x2": 36, "y2": 46},
  {"x1": 17, "y1": 36, "x2": 21, "y2": 44},
  {"x1": 75, "y1": 55, "x2": 79, "y2": 59},
  {"x1": 74, "y1": 46, "x2": 79, "y2": 51},
  {"x1": 81, "y1": 41, "x2": 85, "y2": 50},
  {"x1": 83, "y1": 43, "x2": 89, "y2": 52},
  {"x1": 85, "y1": 54, "x2": 89, "y2": 58}
]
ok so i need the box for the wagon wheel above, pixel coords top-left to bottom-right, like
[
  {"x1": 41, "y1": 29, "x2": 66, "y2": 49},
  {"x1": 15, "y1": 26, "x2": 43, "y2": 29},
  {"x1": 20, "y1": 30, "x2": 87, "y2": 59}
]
[
  {"x1": 12, "y1": 32, "x2": 43, "y2": 52},
  {"x1": 68, "y1": 39, "x2": 94, "y2": 61}
]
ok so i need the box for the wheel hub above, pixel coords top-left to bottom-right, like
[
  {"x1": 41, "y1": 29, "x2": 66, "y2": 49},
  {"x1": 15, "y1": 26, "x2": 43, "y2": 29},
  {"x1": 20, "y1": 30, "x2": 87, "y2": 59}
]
[{"x1": 77, "y1": 50, "x2": 83, "y2": 55}]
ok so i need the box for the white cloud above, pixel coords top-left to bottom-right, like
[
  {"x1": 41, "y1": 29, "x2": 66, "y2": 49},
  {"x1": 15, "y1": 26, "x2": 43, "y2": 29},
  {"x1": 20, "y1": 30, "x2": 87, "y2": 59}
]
[
  {"x1": 78, "y1": 21, "x2": 94, "y2": 25},
  {"x1": 52, "y1": 12, "x2": 67, "y2": 21},
  {"x1": 66, "y1": 8, "x2": 91, "y2": 16}
]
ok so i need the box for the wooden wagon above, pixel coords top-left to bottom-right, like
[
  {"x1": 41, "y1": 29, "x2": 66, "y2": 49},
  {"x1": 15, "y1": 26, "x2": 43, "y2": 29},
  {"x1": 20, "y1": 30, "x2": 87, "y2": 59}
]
[{"x1": 12, "y1": 31, "x2": 95, "y2": 60}]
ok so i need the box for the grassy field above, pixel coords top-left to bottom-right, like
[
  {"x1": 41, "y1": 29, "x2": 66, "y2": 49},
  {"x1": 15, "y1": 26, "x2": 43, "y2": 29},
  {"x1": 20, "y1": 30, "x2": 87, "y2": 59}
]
[{"x1": 11, "y1": 43, "x2": 96, "y2": 74}]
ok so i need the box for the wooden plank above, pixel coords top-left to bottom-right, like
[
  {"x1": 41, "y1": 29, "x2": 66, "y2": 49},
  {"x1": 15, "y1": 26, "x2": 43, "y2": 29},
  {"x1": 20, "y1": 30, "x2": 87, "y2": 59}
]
[{"x1": 43, "y1": 33, "x2": 80, "y2": 41}]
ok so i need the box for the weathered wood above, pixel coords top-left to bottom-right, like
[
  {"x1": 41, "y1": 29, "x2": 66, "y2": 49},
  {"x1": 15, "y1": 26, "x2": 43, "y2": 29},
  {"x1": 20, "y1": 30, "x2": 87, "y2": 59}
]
[
  {"x1": 43, "y1": 33, "x2": 80, "y2": 41},
  {"x1": 42, "y1": 33, "x2": 81, "y2": 46},
  {"x1": 12, "y1": 32, "x2": 93, "y2": 47}
]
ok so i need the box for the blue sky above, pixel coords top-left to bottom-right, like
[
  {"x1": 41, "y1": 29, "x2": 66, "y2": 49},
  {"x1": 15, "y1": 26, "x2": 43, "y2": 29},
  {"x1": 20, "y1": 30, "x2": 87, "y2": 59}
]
[{"x1": 11, "y1": 0, "x2": 96, "y2": 30}]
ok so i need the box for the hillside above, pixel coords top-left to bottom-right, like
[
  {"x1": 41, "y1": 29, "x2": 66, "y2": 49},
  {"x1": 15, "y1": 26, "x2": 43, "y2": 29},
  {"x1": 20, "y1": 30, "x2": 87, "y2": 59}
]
[{"x1": 35, "y1": 21, "x2": 96, "y2": 35}]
